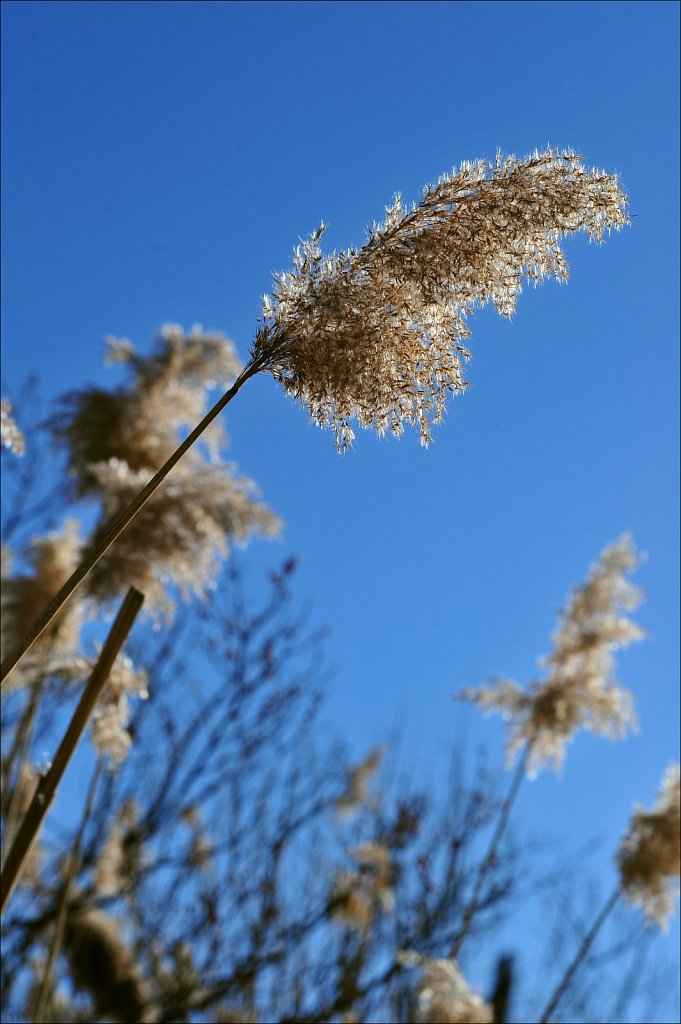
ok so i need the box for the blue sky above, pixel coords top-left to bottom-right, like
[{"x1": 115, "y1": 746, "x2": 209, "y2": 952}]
[{"x1": 2, "y1": 0, "x2": 679, "y2": 1017}]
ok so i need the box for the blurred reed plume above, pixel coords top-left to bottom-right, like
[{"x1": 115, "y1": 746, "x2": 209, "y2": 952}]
[
  {"x1": 398, "y1": 952, "x2": 493, "y2": 1024},
  {"x1": 617, "y1": 761, "x2": 681, "y2": 927},
  {"x1": 53, "y1": 325, "x2": 242, "y2": 491},
  {"x1": 83, "y1": 458, "x2": 280, "y2": 619},
  {"x1": 335, "y1": 744, "x2": 384, "y2": 815},
  {"x1": 539, "y1": 763, "x2": 680, "y2": 1023},
  {"x1": 1, "y1": 522, "x2": 85, "y2": 690},
  {"x1": 63, "y1": 908, "x2": 151, "y2": 1024},
  {"x1": 458, "y1": 534, "x2": 643, "y2": 776},
  {"x1": 332, "y1": 840, "x2": 394, "y2": 932},
  {"x1": 1, "y1": 400, "x2": 25, "y2": 456},
  {"x1": 2, "y1": 327, "x2": 280, "y2": 758},
  {"x1": 53, "y1": 325, "x2": 281, "y2": 618}
]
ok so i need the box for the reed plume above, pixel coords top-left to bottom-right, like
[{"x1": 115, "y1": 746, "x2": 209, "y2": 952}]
[
  {"x1": 1, "y1": 521, "x2": 85, "y2": 689},
  {"x1": 255, "y1": 148, "x2": 627, "y2": 449},
  {"x1": 1, "y1": 399, "x2": 25, "y2": 455},
  {"x1": 63, "y1": 908, "x2": 151, "y2": 1024},
  {"x1": 617, "y1": 761, "x2": 680, "y2": 927},
  {"x1": 458, "y1": 535, "x2": 643, "y2": 776},
  {"x1": 398, "y1": 952, "x2": 493, "y2": 1024}
]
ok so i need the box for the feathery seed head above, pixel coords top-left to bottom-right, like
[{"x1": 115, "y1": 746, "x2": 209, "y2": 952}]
[
  {"x1": 96, "y1": 800, "x2": 143, "y2": 896},
  {"x1": 255, "y1": 149, "x2": 627, "y2": 450},
  {"x1": 335, "y1": 745, "x2": 384, "y2": 815},
  {"x1": 56, "y1": 649, "x2": 148, "y2": 763},
  {"x1": 331, "y1": 840, "x2": 395, "y2": 931},
  {"x1": 50, "y1": 326, "x2": 280, "y2": 618},
  {"x1": 398, "y1": 953, "x2": 493, "y2": 1024},
  {"x1": 84, "y1": 459, "x2": 281, "y2": 618},
  {"x1": 53, "y1": 325, "x2": 242, "y2": 492},
  {"x1": 617, "y1": 762, "x2": 680, "y2": 928},
  {"x1": 64, "y1": 909, "x2": 151, "y2": 1023},
  {"x1": 1, "y1": 400, "x2": 25, "y2": 455},
  {"x1": 458, "y1": 535, "x2": 643, "y2": 775},
  {"x1": 1, "y1": 521, "x2": 85, "y2": 689}
]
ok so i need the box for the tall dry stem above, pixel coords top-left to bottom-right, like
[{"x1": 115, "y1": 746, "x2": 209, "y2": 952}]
[
  {"x1": 1, "y1": 586, "x2": 144, "y2": 913},
  {"x1": 0, "y1": 360, "x2": 260, "y2": 685}
]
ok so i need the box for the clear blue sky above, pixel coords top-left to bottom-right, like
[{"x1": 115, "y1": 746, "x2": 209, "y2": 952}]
[{"x1": 2, "y1": 1, "x2": 679, "y2": 1017}]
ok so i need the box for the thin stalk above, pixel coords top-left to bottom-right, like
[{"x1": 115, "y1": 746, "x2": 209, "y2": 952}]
[
  {"x1": 538, "y1": 886, "x2": 620, "y2": 1024},
  {"x1": 32, "y1": 759, "x2": 103, "y2": 1024},
  {"x1": 0, "y1": 357, "x2": 264, "y2": 686},
  {"x1": 450, "y1": 746, "x2": 528, "y2": 960},
  {"x1": 0, "y1": 586, "x2": 144, "y2": 914}
]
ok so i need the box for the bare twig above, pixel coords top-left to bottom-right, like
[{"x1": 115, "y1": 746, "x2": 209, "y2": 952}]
[
  {"x1": 32, "y1": 760, "x2": 103, "y2": 1023},
  {"x1": 538, "y1": 886, "x2": 620, "y2": 1024},
  {"x1": 450, "y1": 746, "x2": 528, "y2": 960}
]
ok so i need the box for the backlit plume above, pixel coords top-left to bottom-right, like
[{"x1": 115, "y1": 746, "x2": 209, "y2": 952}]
[
  {"x1": 335, "y1": 745, "x2": 384, "y2": 815},
  {"x1": 459, "y1": 535, "x2": 643, "y2": 775},
  {"x1": 617, "y1": 762, "x2": 680, "y2": 928},
  {"x1": 96, "y1": 800, "x2": 143, "y2": 897},
  {"x1": 254, "y1": 148, "x2": 628, "y2": 450},
  {"x1": 52, "y1": 326, "x2": 281, "y2": 617},
  {"x1": 398, "y1": 953, "x2": 493, "y2": 1024},
  {"x1": 63, "y1": 909, "x2": 151, "y2": 1023},
  {"x1": 54, "y1": 324, "x2": 242, "y2": 491},
  {"x1": 1, "y1": 521, "x2": 85, "y2": 689},
  {"x1": 332, "y1": 841, "x2": 394, "y2": 932},
  {"x1": 84, "y1": 459, "x2": 281, "y2": 618},
  {"x1": 58, "y1": 651, "x2": 149, "y2": 764},
  {"x1": 1, "y1": 399, "x2": 25, "y2": 455}
]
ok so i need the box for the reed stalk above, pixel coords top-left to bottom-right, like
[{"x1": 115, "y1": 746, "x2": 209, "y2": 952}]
[
  {"x1": 450, "y1": 746, "x2": 528, "y2": 960},
  {"x1": 538, "y1": 886, "x2": 620, "y2": 1023},
  {"x1": 0, "y1": 358, "x2": 262, "y2": 687},
  {"x1": 1, "y1": 586, "x2": 144, "y2": 913}
]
